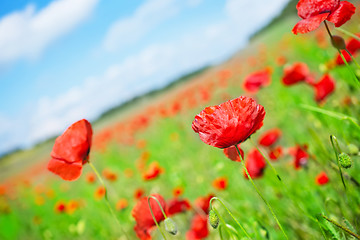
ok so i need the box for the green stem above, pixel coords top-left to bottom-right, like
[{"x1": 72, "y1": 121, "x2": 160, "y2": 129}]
[
  {"x1": 209, "y1": 197, "x2": 252, "y2": 239},
  {"x1": 214, "y1": 207, "x2": 236, "y2": 240},
  {"x1": 321, "y1": 214, "x2": 360, "y2": 239},
  {"x1": 315, "y1": 216, "x2": 329, "y2": 240},
  {"x1": 89, "y1": 162, "x2": 129, "y2": 240},
  {"x1": 235, "y1": 145, "x2": 288, "y2": 239},
  {"x1": 148, "y1": 196, "x2": 168, "y2": 240},
  {"x1": 250, "y1": 138, "x2": 282, "y2": 182},
  {"x1": 330, "y1": 135, "x2": 347, "y2": 191},
  {"x1": 346, "y1": 49, "x2": 360, "y2": 70}
]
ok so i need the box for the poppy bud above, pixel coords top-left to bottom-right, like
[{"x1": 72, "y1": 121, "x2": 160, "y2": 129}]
[
  {"x1": 208, "y1": 209, "x2": 219, "y2": 229},
  {"x1": 338, "y1": 152, "x2": 352, "y2": 169},
  {"x1": 347, "y1": 144, "x2": 359, "y2": 155},
  {"x1": 164, "y1": 218, "x2": 178, "y2": 235},
  {"x1": 331, "y1": 35, "x2": 346, "y2": 50}
]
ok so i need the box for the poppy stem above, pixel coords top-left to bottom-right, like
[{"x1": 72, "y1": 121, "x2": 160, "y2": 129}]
[
  {"x1": 209, "y1": 197, "x2": 252, "y2": 239},
  {"x1": 330, "y1": 135, "x2": 347, "y2": 191},
  {"x1": 321, "y1": 214, "x2": 360, "y2": 239},
  {"x1": 147, "y1": 196, "x2": 168, "y2": 240},
  {"x1": 88, "y1": 162, "x2": 130, "y2": 240},
  {"x1": 345, "y1": 48, "x2": 360, "y2": 70},
  {"x1": 234, "y1": 145, "x2": 288, "y2": 239},
  {"x1": 213, "y1": 207, "x2": 237, "y2": 239},
  {"x1": 249, "y1": 138, "x2": 282, "y2": 182}
]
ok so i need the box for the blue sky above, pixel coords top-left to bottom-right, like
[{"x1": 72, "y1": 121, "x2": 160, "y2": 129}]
[{"x1": 0, "y1": 0, "x2": 289, "y2": 154}]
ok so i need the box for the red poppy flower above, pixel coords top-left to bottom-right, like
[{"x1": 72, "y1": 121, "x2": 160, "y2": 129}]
[
  {"x1": 292, "y1": 0, "x2": 356, "y2": 35},
  {"x1": 258, "y1": 128, "x2": 282, "y2": 147},
  {"x1": 192, "y1": 96, "x2": 265, "y2": 149},
  {"x1": 313, "y1": 74, "x2": 336, "y2": 102},
  {"x1": 134, "y1": 188, "x2": 145, "y2": 200},
  {"x1": 186, "y1": 214, "x2": 209, "y2": 240},
  {"x1": 142, "y1": 162, "x2": 164, "y2": 181},
  {"x1": 195, "y1": 194, "x2": 214, "y2": 214},
  {"x1": 212, "y1": 177, "x2": 228, "y2": 190},
  {"x1": 269, "y1": 146, "x2": 283, "y2": 161},
  {"x1": 223, "y1": 144, "x2": 244, "y2": 162},
  {"x1": 48, "y1": 119, "x2": 92, "y2": 181},
  {"x1": 335, "y1": 36, "x2": 360, "y2": 65},
  {"x1": 166, "y1": 198, "x2": 191, "y2": 216},
  {"x1": 243, "y1": 149, "x2": 266, "y2": 179},
  {"x1": 132, "y1": 194, "x2": 166, "y2": 240},
  {"x1": 54, "y1": 201, "x2": 66, "y2": 213},
  {"x1": 116, "y1": 199, "x2": 128, "y2": 211},
  {"x1": 316, "y1": 172, "x2": 329, "y2": 185},
  {"x1": 94, "y1": 186, "x2": 106, "y2": 200},
  {"x1": 290, "y1": 145, "x2": 309, "y2": 169},
  {"x1": 102, "y1": 169, "x2": 118, "y2": 182},
  {"x1": 243, "y1": 68, "x2": 272, "y2": 93},
  {"x1": 172, "y1": 186, "x2": 184, "y2": 197},
  {"x1": 85, "y1": 172, "x2": 96, "y2": 184},
  {"x1": 282, "y1": 62, "x2": 311, "y2": 85}
]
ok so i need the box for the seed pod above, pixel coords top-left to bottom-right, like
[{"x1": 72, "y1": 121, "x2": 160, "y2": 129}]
[
  {"x1": 331, "y1": 35, "x2": 346, "y2": 50},
  {"x1": 208, "y1": 209, "x2": 220, "y2": 229},
  {"x1": 339, "y1": 152, "x2": 352, "y2": 169},
  {"x1": 164, "y1": 218, "x2": 177, "y2": 235}
]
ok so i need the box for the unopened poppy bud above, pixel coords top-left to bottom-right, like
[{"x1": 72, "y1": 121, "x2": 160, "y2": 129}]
[
  {"x1": 339, "y1": 152, "x2": 352, "y2": 169},
  {"x1": 347, "y1": 144, "x2": 359, "y2": 155},
  {"x1": 208, "y1": 209, "x2": 219, "y2": 229},
  {"x1": 331, "y1": 35, "x2": 346, "y2": 50},
  {"x1": 164, "y1": 218, "x2": 178, "y2": 235}
]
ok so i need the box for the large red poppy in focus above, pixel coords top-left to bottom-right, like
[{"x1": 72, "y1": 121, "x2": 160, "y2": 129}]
[
  {"x1": 192, "y1": 96, "x2": 265, "y2": 148},
  {"x1": 132, "y1": 194, "x2": 166, "y2": 240},
  {"x1": 292, "y1": 0, "x2": 355, "y2": 35},
  {"x1": 48, "y1": 119, "x2": 92, "y2": 181}
]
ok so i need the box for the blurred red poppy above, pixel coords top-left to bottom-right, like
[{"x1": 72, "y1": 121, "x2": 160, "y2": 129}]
[
  {"x1": 282, "y1": 62, "x2": 311, "y2": 85},
  {"x1": 316, "y1": 172, "x2": 329, "y2": 185},
  {"x1": 258, "y1": 129, "x2": 282, "y2": 147},
  {"x1": 166, "y1": 198, "x2": 191, "y2": 216},
  {"x1": 102, "y1": 169, "x2": 118, "y2": 182},
  {"x1": 186, "y1": 214, "x2": 209, "y2": 240},
  {"x1": 269, "y1": 146, "x2": 283, "y2": 161},
  {"x1": 172, "y1": 186, "x2": 184, "y2": 197},
  {"x1": 223, "y1": 144, "x2": 244, "y2": 162},
  {"x1": 243, "y1": 68, "x2": 272, "y2": 93},
  {"x1": 192, "y1": 96, "x2": 265, "y2": 148},
  {"x1": 95, "y1": 186, "x2": 106, "y2": 200},
  {"x1": 134, "y1": 188, "x2": 145, "y2": 200},
  {"x1": 85, "y1": 172, "x2": 96, "y2": 184},
  {"x1": 292, "y1": 0, "x2": 355, "y2": 34},
  {"x1": 195, "y1": 194, "x2": 214, "y2": 214},
  {"x1": 313, "y1": 74, "x2": 336, "y2": 102},
  {"x1": 54, "y1": 201, "x2": 66, "y2": 213},
  {"x1": 243, "y1": 149, "x2": 266, "y2": 179},
  {"x1": 290, "y1": 145, "x2": 309, "y2": 169},
  {"x1": 48, "y1": 119, "x2": 92, "y2": 181},
  {"x1": 116, "y1": 199, "x2": 128, "y2": 211},
  {"x1": 142, "y1": 162, "x2": 164, "y2": 181},
  {"x1": 132, "y1": 194, "x2": 166, "y2": 240},
  {"x1": 212, "y1": 177, "x2": 228, "y2": 190}
]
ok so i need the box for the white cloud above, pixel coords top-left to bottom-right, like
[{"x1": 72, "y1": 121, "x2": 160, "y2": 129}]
[
  {"x1": 103, "y1": 0, "x2": 179, "y2": 52},
  {"x1": 0, "y1": 0, "x2": 98, "y2": 64}
]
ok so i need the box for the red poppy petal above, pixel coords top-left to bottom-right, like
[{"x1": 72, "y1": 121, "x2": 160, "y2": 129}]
[
  {"x1": 292, "y1": 13, "x2": 330, "y2": 35},
  {"x1": 47, "y1": 158, "x2": 82, "y2": 181},
  {"x1": 327, "y1": 1, "x2": 356, "y2": 27},
  {"x1": 296, "y1": 0, "x2": 339, "y2": 19},
  {"x1": 51, "y1": 119, "x2": 92, "y2": 163},
  {"x1": 314, "y1": 74, "x2": 336, "y2": 102}
]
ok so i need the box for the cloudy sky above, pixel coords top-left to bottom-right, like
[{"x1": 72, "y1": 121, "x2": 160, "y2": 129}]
[{"x1": 0, "y1": 0, "x2": 289, "y2": 154}]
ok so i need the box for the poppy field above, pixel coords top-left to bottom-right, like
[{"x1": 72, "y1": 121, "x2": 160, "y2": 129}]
[{"x1": 1, "y1": 0, "x2": 360, "y2": 239}]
